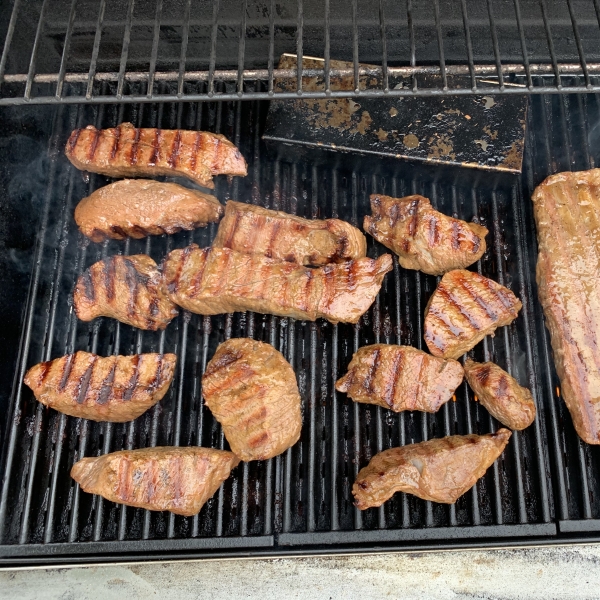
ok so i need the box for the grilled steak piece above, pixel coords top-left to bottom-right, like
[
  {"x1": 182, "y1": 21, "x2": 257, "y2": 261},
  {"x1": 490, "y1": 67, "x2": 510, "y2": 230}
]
[
  {"x1": 424, "y1": 269, "x2": 522, "y2": 360},
  {"x1": 24, "y1": 351, "x2": 176, "y2": 422},
  {"x1": 353, "y1": 429, "x2": 511, "y2": 508},
  {"x1": 203, "y1": 338, "x2": 302, "y2": 461},
  {"x1": 364, "y1": 194, "x2": 488, "y2": 276},
  {"x1": 75, "y1": 179, "x2": 223, "y2": 243},
  {"x1": 162, "y1": 244, "x2": 393, "y2": 324},
  {"x1": 533, "y1": 169, "x2": 600, "y2": 444},
  {"x1": 464, "y1": 360, "x2": 536, "y2": 430},
  {"x1": 336, "y1": 344, "x2": 463, "y2": 413},
  {"x1": 74, "y1": 254, "x2": 178, "y2": 330},
  {"x1": 65, "y1": 122, "x2": 247, "y2": 189},
  {"x1": 212, "y1": 200, "x2": 367, "y2": 266},
  {"x1": 71, "y1": 447, "x2": 239, "y2": 516}
]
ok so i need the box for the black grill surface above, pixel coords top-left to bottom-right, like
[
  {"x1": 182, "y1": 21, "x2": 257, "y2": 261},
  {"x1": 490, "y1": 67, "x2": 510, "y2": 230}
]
[{"x1": 0, "y1": 80, "x2": 599, "y2": 565}]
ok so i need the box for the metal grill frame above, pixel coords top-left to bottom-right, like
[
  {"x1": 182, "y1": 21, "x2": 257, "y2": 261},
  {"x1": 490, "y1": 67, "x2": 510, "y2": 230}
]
[{"x1": 2, "y1": 0, "x2": 600, "y2": 105}]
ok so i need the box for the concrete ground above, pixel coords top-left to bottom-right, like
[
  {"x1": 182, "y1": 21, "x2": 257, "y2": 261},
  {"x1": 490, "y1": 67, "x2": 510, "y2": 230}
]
[{"x1": 1, "y1": 544, "x2": 599, "y2": 599}]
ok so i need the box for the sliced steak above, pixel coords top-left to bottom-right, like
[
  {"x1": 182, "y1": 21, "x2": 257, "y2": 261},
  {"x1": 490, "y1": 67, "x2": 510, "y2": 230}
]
[
  {"x1": 74, "y1": 254, "x2": 178, "y2": 330},
  {"x1": 202, "y1": 338, "x2": 302, "y2": 461},
  {"x1": 213, "y1": 200, "x2": 366, "y2": 266},
  {"x1": 533, "y1": 168, "x2": 600, "y2": 443},
  {"x1": 464, "y1": 360, "x2": 536, "y2": 430},
  {"x1": 65, "y1": 122, "x2": 247, "y2": 189},
  {"x1": 162, "y1": 244, "x2": 393, "y2": 324},
  {"x1": 71, "y1": 447, "x2": 239, "y2": 516},
  {"x1": 336, "y1": 344, "x2": 463, "y2": 413},
  {"x1": 364, "y1": 194, "x2": 488, "y2": 275},
  {"x1": 75, "y1": 179, "x2": 223, "y2": 242},
  {"x1": 24, "y1": 351, "x2": 176, "y2": 422},
  {"x1": 424, "y1": 269, "x2": 522, "y2": 360},
  {"x1": 353, "y1": 429, "x2": 511, "y2": 508}
]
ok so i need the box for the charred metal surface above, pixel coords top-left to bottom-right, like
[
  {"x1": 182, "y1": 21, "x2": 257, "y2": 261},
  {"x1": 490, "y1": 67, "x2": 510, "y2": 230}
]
[{"x1": 264, "y1": 55, "x2": 528, "y2": 174}]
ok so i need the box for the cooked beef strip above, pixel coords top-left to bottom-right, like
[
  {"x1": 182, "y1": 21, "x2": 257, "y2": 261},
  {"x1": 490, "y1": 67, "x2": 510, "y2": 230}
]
[
  {"x1": 24, "y1": 351, "x2": 176, "y2": 422},
  {"x1": 65, "y1": 122, "x2": 247, "y2": 189},
  {"x1": 75, "y1": 179, "x2": 223, "y2": 243},
  {"x1": 533, "y1": 168, "x2": 600, "y2": 444},
  {"x1": 364, "y1": 194, "x2": 488, "y2": 276},
  {"x1": 212, "y1": 200, "x2": 366, "y2": 266},
  {"x1": 162, "y1": 244, "x2": 393, "y2": 324},
  {"x1": 202, "y1": 338, "x2": 302, "y2": 461},
  {"x1": 336, "y1": 344, "x2": 464, "y2": 413},
  {"x1": 353, "y1": 429, "x2": 511, "y2": 508},
  {"x1": 464, "y1": 360, "x2": 536, "y2": 430},
  {"x1": 71, "y1": 447, "x2": 239, "y2": 516},
  {"x1": 74, "y1": 254, "x2": 178, "y2": 331},
  {"x1": 424, "y1": 269, "x2": 522, "y2": 360}
]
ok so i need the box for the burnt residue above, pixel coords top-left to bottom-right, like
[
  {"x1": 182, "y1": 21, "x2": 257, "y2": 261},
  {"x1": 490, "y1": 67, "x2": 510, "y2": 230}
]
[{"x1": 264, "y1": 55, "x2": 528, "y2": 174}]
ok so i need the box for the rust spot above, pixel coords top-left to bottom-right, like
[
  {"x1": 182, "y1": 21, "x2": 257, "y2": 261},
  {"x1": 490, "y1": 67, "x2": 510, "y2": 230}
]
[
  {"x1": 376, "y1": 128, "x2": 388, "y2": 141},
  {"x1": 389, "y1": 107, "x2": 398, "y2": 117},
  {"x1": 403, "y1": 134, "x2": 419, "y2": 149}
]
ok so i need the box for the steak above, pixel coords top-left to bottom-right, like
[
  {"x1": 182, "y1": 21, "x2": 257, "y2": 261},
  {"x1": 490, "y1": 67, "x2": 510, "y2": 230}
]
[
  {"x1": 212, "y1": 200, "x2": 367, "y2": 266},
  {"x1": 335, "y1": 344, "x2": 464, "y2": 413},
  {"x1": 162, "y1": 244, "x2": 393, "y2": 324},
  {"x1": 353, "y1": 429, "x2": 511, "y2": 508},
  {"x1": 424, "y1": 269, "x2": 522, "y2": 360},
  {"x1": 71, "y1": 447, "x2": 239, "y2": 516},
  {"x1": 65, "y1": 122, "x2": 247, "y2": 189},
  {"x1": 364, "y1": 194, "x2": 488, "y2": 276},
  {"x1": 202, "y1": 338, "x2": 302, "y2": 461},
  {"x1": 464, "y1": 360, "x2": 536, "y2": 430},
  {"x1": 75, "y1": 179, "x2": 223, "y2": 242},
  {"x1": 533, "y1": 168, "x2": 600, "y2": 444},
  {"x1": 74, "y1": 254, "x2": 178, "y2": 330},
  {"x1": 24, "y1": 351, "x2": 176, "y2": 422}
]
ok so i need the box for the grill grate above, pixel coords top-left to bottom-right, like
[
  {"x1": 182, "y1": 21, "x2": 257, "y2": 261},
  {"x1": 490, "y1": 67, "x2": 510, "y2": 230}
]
[
  {"x1": 2, "y1": 80, "x2": 588, "y2": 566},
  {"x1": 2, "y1": 0, "x2": 600, "y2": 104}
]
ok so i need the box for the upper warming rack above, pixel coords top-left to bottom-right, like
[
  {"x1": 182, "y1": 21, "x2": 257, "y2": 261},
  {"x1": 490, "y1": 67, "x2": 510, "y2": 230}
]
[{"x1": 1, "y1": 0, "x2": 600, "y2": 105}]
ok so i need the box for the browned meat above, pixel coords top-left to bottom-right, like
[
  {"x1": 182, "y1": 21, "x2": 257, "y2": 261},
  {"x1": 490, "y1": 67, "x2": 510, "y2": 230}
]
[
  {"x1": 162, "y1": 244, "x2": 392, "y2": 324},
  {"x1": 212, "y1": 200, "x2": 366, "y2": 266},
  {"x1": 65, "y1": 123, "x2": 247, "y2": 189},
  {"x1": 533, "y1": 169, "x2": 600, "y2": 444},
  {"x1": 75, "y1": 179, "x2": 223, "y2": 243},
  {"x1": 335, "y1": 344, "x2": 464, "y2": 413},
  {"x1": 202, "y1": 338, "x2": 302, "y2": 461},
  {"x1": 424, "y1": 269, "x2": 522, "y2": 360},
  {"x1": 74, "y1": 254, "x2": 178, "y2": 330},
  {"x1": 364, "y1": 194, "x2": 488, "y2": 276},
  {"x1": 24, "y1": 351, "x2": 176, "y2": 422},
  {"x1": 353, "y1": 429, "x2": 511, "y2": 508},
  {"x1": 464, "y1": 360, "x2": 536, "y2": 430},
  {"x1": 71, "y1": 447, "x2": 239, "y2": 516}
]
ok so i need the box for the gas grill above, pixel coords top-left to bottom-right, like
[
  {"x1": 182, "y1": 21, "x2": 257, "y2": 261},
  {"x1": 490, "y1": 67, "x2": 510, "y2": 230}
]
[{"x1": 0, "y1": 0, "x2": 599, "y2": 567}]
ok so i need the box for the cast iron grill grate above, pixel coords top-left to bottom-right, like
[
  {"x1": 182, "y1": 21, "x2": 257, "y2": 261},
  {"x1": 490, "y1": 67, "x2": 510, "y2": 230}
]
[
  {"x1": 2, "y1": 0, "x2": 600, "y2": 104},
  {"x1": 0, "y1": 79, "x2": 576, "y2": 565}
]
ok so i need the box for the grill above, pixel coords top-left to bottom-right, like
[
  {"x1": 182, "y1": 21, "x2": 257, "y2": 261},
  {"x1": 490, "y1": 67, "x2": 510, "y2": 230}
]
[{"x1": 0, "y1": 0, "x2": 600, "y2": 568}]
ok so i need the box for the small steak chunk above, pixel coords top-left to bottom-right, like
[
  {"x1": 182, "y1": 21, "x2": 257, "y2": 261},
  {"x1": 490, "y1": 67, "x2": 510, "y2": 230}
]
[
  {"x1": 74, "y1": 254, "x2": 178, "y2": 330},
  {"x1": 75, "y1": 179, "x2": 223, "y2": 242},
  {"x1": 24, "y1": 351, "x2": 176, "y2": 422},
  {"x1": 162, "y1": 244, "x2": 393, "y2": 324},
  {"x1": 202, "y1": 338, "x2": 302, "y2": 461},
  {"x1": 464, "y1": 360, "x2": 536, "y2": 430},
  {"x1": 424, "y1": 269, "x2": 522, "y2": 360},
  {"x1": 336, "y1": 344, "x2": 463, "y2": 413},
  {"x1": 213, "y1": 200, "x2": 366, "y2": 266},
  {"x1": 65, "y1": 123, "x2": 247, "y2": 189},
  {"x1": 71, "y1": 447, "x2": 239, "y2": 516},
  {"x1": 364, "y1": 194, "x2": 488, "y2": 275},
  {"x1": 353, "y1": 429, "x2": 511, "y2": 509}
]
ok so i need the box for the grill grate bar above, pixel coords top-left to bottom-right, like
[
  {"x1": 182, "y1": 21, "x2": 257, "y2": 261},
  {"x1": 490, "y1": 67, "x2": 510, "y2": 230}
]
[
  {"x1": 24, "y1": 0, "x2": 50, "y2": 100},
  {"x1": 378, "y1": 0, "x2": 388, "y2": 93},
  {"x1": 237, "y1": 0, "x2": 248, "y2": 96},
  {"x1": 86, "y1": 0, "x2": 107, "y2": 99},
  {"x1": 116, "y1": 0, "x2": 136, "y2": 99},
  {"x1": 565, "y1": 0, "x2": 591, "y2": 88},
  {"x1": 0, "y1": 0, "x2": 20, "y2": 84},
  {"x1": 146, "y1": 0, "x2": 163, "y2": 98},
  {"x1": 207, "y1": 0, "x2": 220, "y2": 97},
  {"x1": 433, "y1": 0, "x2": 447, "y2": 91},
  {"x1": 55, "y1": 0, "x2": 78, "y2": 99},
  {"x1": 351, "y1": 0, "x2": 359, "y2": 95},
  {"x1": 406, "y1": 0, "x2": 417, "y2": 93},
  {"x1": 177, "y1": 0, "x2": 193, "y2": 97},
  {"x1": 324, "y1": 0, "x2": 331, "y2": 94},
  {"x1": 295, "y1": 0, "x2": 303, "y2": 95},
  {"x1": 538, "y1": 0, "x2": 561, "y2": 89},
  {"x1": 460, "y1": 0, "x2": 477, "y2": 91},
  {"x1": 512, "y1": 0, "x2": 533, "y2": 91},
  {"x1": 486, "y1": 0, "x2": 505, "y2": 91}
]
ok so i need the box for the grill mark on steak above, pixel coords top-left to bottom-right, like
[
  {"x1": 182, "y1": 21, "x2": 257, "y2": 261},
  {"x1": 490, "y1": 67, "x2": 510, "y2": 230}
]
[
  {"x1": 363, "y1": 349, "x2": 381, "y2": 394},
  {"x1": 212, "y1": 136, "x2": 222, "y2": 173},
  {"x1": 88, "y1": 128, "x2": 101, "y2": 161},
  {"x1": 117, "y1": 457, "x2": 132, "y2": 502},
  {"x1": 190, "y1": 249, "x2": 209, "y2": 298},
  {"x1": 436, "y1": 285, "x2": 482, "y2": 331},
  {"x1": 149, "y1": 129, "x2": 160, "y2": 166},
  {"x1": 130, "y1": 126, "x2": 141, "y2": 165},
  {"x1": 428, "y1": 214, "x2": 440, "y2": 248},
  {"x1": 472, "y1": 232, "x2": 481, "y2": 254},
  {"x1": 124, "y1": 259, "x2": 139, "y2": 317},
  {"x1": 58, "y1": 354, "x2": 75, "y2": 392},
  {"x1": 103, "y1": 257, "x2": 117, "y2": 302},
  {"x1": 97, "y1": 361, "x2": 117, "y2": 405},
  {"x1": 385, "y1": 349, "x2": 404, "y2": 408},
  {"x1": 205, "y1": 349, "x2": 243, "y2": 375},
  {"x1": 481, "y1": 276, "x2": 515, "y2": 311},
  {"x1": 80, "y1": 270, "x2": 95, "y2": 302},
  {"x1": 123, "y1": 355, "x2": 141, "y2": 401},
  {"x1": 223, "y1": 211, "x2": 242, "y2": 249},
  {"x1": 459, "y1": 276, "x2": 499, "y2": 321},
  {"x1": 474, "y1": 364, "x2": 492, "y2": 385},
  {"x1": 168, "y1": 130, "x2": 182, "y2": 168},
  {"x1": 265, "y1": 221, "x2": 282, "y2": 259},
  {"x1": 76, "y1": 357, "x2": 97, "y2": 404},
  {"x1": 407, "y1": 198, "x2": 420, "y2": 238},
  {"x1": 190, "y1": 131, "x2": 201, "y2": 171},
  {"x1": 148, "y1": 354, "x2": 163, "y2": 391},
  {"x1": 36, "y1": 361, "x2": 51, "y2": 385},
  {"x1": 451, "y1": 221, "x2": 460, "y2": 250},
  {"x1": 67, "y1": 128, "x2": 82, "y2": 153},
  {"x1": 110, "y1": 125, "x2": 122, "y2": 160}
]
